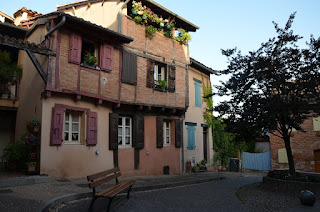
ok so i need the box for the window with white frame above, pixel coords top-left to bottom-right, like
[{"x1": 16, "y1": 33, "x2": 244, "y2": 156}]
[
  {"x1": 64, "y1": 110, "x2": 81, "y2": 144},
  {"x1": 118, "y1": 116, "x2": 132, "y2": 147},
  {"x1": 163, "y1": 120, "x2": 170, "y2": 146},
  {"x1": 154, "y1": 62, "x2": 167, "y2": 85}
]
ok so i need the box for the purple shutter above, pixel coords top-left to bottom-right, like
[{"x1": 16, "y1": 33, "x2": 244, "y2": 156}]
[
  {"x1": 100, "y1": 44, "x2": 114, "y2": 71},
  {"x1": 69, "y1": 34, "x2": 82, "y2": 64},
  {"x1": 50, "y1": 107, "x2": 64, "y2": 146},
  {"x1": 86, "y1": 111, "x2": 98, "y2": 146}
]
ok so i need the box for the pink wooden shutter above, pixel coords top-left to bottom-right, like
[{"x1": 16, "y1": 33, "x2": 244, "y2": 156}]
[
  {"x1": 100, "y1": 44, "x2": 114, "y2": 71},
  {"x1": 86, "y1": 111, "x2": 98, "y2": 146},
  {"x1": 50, "y1": 107, "x2": 65, "y2": 146},
  {"x1": 69, "y1": 34, "x2": 82, "y2": 64}
]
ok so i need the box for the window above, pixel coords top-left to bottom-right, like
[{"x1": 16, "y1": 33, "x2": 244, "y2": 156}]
[
  {"x1": 122, "y1": 50, "x2": 137, "y2": 85},
  {"x1": 313, "y1": 117, "x2": 320, "y2": 131},
  {"x1": 187, "y1": 125, "x2": 195, "y2": 150},
  {"x1": 118, "y1": 117, "x2": 132, "y2": 148},
  {"x1": 69, "y1": 33, "x2": 114, "y2": 71},
  {"x1": 154, "y1": 63, "x2": 167, "y2": 85},
  {"x1": 147, "y1": 60, "x2": 175, "y2": 92},
  {"x1": 81, "y1": 39, "x2": 98, "y2": 66},
  {"x1": 50, "y1": 106, "x2": 97, "y2": 146},
  {"x1": 64, "y1": 110, "x2": 82, "y2": 144},
  {"x1": 194, "y1": 79, "x2": 202, "y2": 108},
  {"x1": 163, "y1": 121, "x2": 170, "y2": 146}
]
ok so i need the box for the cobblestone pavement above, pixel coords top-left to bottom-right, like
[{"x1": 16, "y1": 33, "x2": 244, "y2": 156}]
[{"x1": 57, "y1": 176, "x2": 262, "y2": 212}]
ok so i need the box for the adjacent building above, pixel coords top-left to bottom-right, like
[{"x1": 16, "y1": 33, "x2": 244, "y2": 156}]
[
  {"x1": 184, "y1": 58, "x2": 214, "y2": 167},
  {"x1": 270, "y1": 117, "x2": 320, "y2": 173}
]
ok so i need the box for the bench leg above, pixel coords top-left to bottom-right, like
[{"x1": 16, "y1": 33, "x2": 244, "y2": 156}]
[
  {"x1": 89, "y1": 197, "x2": 97, "y2": 212},
  {"x1": 107, "y1": 197, "x2": 114, "y2": 212},
  {"x1": 127, "y1": 185, "x2": 133, "y2": 199}
]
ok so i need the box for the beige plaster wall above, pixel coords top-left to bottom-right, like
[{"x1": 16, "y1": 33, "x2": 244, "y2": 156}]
[
  {"x1": 41, "y1": 96, "x2": 113, "y2": 179},
  {"x1": 184, "y1": 67, "x2": 214, "y2": 166},
  {"x1": 15, "y1": 25, "x2": 48, "y2": 140},
  {"x1": 61, "y1": 0, "x2": 123, "y2": 32}
]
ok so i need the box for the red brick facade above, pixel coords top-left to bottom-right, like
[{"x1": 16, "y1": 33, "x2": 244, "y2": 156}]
[{"x1": 270, "y1": 117, "x2": 320, "y2": 172}]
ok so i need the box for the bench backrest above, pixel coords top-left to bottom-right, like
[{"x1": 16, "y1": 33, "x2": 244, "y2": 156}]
[{"x1": 87, "y1": 167, "x2": 121, "y2": 189}]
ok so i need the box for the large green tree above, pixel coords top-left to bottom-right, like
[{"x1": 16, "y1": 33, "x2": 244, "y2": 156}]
[{"x1": 215, "y1": 13, "x2": 320, "y2": 176}]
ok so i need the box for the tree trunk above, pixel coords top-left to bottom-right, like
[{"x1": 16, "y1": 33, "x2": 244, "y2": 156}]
[{"x1": 283, "y1": 136, "x2": 296, "y2": 177}]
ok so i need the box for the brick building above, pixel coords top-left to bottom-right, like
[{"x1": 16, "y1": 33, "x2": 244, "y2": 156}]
[
  {"x1": 12, "y1": 0, "x2": 200, "y2": 178},
  {"x1": 270, "y1": 117, "x2": 320, "y2": 173}
]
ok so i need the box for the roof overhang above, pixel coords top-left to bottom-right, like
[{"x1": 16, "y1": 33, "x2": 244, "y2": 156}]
[
  {"x1": 37, "y1": 12, "x2": 133, "y2": 44},
  {"x1": 190, "y1": 58, "x2": 215, "y2": 75},
  {"x1": 0, "y1": 22, "x2": 27, "y2": 39},
  {"x1": 56, "y1": 0, "x2": 199, "y2": 32}
]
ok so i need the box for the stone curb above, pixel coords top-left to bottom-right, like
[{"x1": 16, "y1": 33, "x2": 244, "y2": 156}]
[{"x1": 36, "y1": 176, "x2": 226, "y2": 212}]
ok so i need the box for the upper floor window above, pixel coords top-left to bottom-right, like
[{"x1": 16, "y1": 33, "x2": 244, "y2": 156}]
[
  {"x1": 147, "y1": 59, "x2": 175, "y2": 92},
  {"x1": 81, "y1": 40, "x2": 98, "y2": 67},
  {"x1": 118, "y1": 116, "x2": 132, "y2": 148},
  {"x1": 69, "y1": 33, "x2": 114, "y2": 71},
  {"x1": 194, "y1": 79, "x2": 202, "y2": 108}
]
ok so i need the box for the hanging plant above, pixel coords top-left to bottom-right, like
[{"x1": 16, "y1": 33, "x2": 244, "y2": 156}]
[
  {"x1": 174, "y1": 28, "x2": 191, "y2": 45},
  {"x1": 145, "y1": 25, "x2": 157, "y2": 39}
]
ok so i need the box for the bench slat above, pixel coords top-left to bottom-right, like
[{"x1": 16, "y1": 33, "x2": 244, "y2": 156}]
[
  {"x1": 87, "y1": 167, "x2": 120, "y2": 181},
  {"x1": 96, "y1": 180, "x2": 136, "y2": 198},
  {"x1": 89, "y1": 172, "x2": 121, "y2": 189}
]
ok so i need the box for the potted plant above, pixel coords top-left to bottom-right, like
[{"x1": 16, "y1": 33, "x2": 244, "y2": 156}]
[
  {"x1": 1, "y1": 143, "x2": 27, "y2": 171},
  {"x1": 158, "y1": 80, "x2": 167, "y2": 91},
  {"x1": 25, "y1": 118, "x2": 41, "y2": 133},
  {"x1": 83, "y1": 51, "x2": 97, "y2": 67},
  {"x1": 0, "y1": 50, "x2": 23, "y2": 87},
  {"x1": 26, "y1": 162, "x2": 37, "y2": 172}
]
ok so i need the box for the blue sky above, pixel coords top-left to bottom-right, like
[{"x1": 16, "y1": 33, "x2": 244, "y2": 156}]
[{"x1": 2, "y1": 0, "x2": 320, "y2": 105}]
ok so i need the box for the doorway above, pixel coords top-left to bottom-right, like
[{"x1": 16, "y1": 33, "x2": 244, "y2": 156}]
[{"x1": 203, "y1": 127, "x2": 208, "y2": 162}]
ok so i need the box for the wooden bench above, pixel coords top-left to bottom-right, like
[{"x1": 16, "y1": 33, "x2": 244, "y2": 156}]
[{"x1": 87, "y1": 167, "x2": 136, "y2": 212}]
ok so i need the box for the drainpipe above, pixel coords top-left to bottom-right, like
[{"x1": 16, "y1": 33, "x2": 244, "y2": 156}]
[
  {"x1": 40, "y1": 15, "x2": 66, "y2": 45},
  {"x1": 118, "y1": 0, "x2": 131, "y2": 33},
  {"x1": 181, "y1": 114, "x2": 185, "y2": 173}
]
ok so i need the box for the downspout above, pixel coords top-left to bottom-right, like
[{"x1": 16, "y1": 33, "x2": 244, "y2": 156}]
[
  {"x1": 181, "y1": 114, "x2": 185, "y2": 173},
  {"x1": 118, "y1": 0, "x2": 131, "y2": 33},
  {"x1": 40, "y1": 15, "x2": 66, "y2": 45}
]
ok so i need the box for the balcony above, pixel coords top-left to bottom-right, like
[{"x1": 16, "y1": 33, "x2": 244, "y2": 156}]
[{"x1": 0, "y1": 78, "x2": 19, "y2": 108}]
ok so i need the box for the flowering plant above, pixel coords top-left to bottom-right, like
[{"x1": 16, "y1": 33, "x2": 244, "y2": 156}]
[{"x1": 84, "y1": 51, "x2": 97, "y2": 65}]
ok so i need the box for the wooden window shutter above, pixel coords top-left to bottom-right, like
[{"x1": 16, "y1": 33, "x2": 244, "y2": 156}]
[
  {"x1": 156, "y1": 117, "x2": 164, "y2": 148},
  {"x1": 109, "y1": 113, "x2": 118, "y2": 150},
  {"x1": 86, "y1": 111, "x2": 98, "y2": 146},
  {"x1": 147, "y1": 59, "x2": 155, "y2": 88},
  {"x1": 100, "y1": 43, "x2": 114, "y2": 71},
  {"x1": 187, "y1": 125, "x2": 195, "y2": 150},
  {"x1": 168, "y1": 66, "x2": 176, "y2": 93},
  {"x1": 50, "y1": 107, "x2": 65, "y2": 146},
  {"x1": 175, "y1": 119, "x2": 182, "y2": 148},
  {"x1": 195, "y1": 81, "x2": 202, "y2": 107},
  {"x1": 69, "y1": 34, "x2": 82, "y2": 64},
  {"x1": 134, "y1": 115, "x2": 144, "y2": 150},
  {"x1": 122, "y1": 51, "x2": 137, "y2": 85}
]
